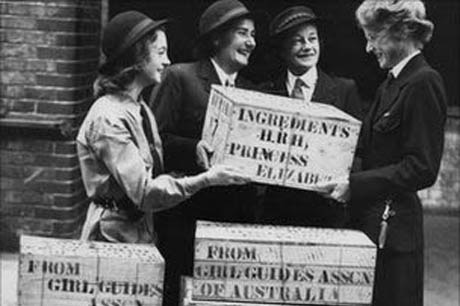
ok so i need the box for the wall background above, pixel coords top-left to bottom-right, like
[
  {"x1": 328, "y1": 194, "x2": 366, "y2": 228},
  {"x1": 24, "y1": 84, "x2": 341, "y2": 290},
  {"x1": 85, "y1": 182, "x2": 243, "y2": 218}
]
[{"x1": 0, "y1": 0, "x2": 102, "y2": 250}]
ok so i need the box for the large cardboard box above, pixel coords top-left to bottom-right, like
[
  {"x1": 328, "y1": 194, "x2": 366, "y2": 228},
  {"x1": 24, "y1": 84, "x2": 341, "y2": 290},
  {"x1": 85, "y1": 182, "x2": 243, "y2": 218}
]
[
  {"x1": 181, "y1": 277, "x2": 287, "y2": 306},
  {"x1": 202, "y1": 85, "x2": 361, "y2": 191},
  {"x1": 192, "y1": 221, "x2": 376, "y2": 305},
  {"x1": 18, "y1": 235, "x2": 164, "y2": 306}
]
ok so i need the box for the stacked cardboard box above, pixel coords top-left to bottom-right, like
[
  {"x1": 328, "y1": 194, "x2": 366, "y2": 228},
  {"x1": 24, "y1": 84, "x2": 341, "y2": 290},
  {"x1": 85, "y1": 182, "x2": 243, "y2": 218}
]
[
  {"x1": 182, "y1": 222, "x2": 376, "y2": 306},
  {"x1": 18, "y1": 235, "x2": 164, "y2": 306}
]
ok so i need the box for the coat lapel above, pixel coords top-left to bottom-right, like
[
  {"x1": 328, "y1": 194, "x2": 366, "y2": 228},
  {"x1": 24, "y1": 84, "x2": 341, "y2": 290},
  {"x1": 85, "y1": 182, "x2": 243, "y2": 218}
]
[
  {"x1": 198, "y1": 59, "x2": 221, "y2": 94},
  {"x1": 269, "y1": 69, "x2": 338, "y2": 102},
  {"x1": 274, "y1": 73, "x2": 289, "y2": 96},
  {"x1": 373, "y1": 54, "x2": 428, "y2": 121},
  {"x1": 264, "y1": 72, "x2": 288, "y2": 97},
  {"x1": 311, "y1": 69, "x2": 337, "y2": 106}
]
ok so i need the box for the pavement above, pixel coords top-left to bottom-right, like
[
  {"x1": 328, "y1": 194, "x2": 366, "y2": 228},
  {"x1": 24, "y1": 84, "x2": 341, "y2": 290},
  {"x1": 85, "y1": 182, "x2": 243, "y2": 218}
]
[{"x1": 1, "y1": 214, "x2": 459, "y2": 306}]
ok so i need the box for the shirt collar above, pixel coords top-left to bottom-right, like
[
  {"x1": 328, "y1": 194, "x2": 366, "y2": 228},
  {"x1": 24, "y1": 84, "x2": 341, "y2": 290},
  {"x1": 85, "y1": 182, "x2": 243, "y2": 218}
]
[
  {"x1": 390, "y1": 50, "x2": 421, "y2": 78},
  {"x1": 286, "y1": 66, "x2": 318, "y2": 92},
  {"x1": 211, "y1": 58, "x2": 238, "y2": 86}
]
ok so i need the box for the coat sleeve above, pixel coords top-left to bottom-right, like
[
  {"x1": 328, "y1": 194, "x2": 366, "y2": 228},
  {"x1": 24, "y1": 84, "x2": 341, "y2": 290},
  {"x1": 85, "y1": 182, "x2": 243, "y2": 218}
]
[
  {"x1": 349, "y1": 71, "x2": 447, "y2": 202},
  {"x1": 88, "y1": 115, "x2": 208, "y2": 213},
  {"x1": 151, "y1": 67, "x2": 200, "y2": 172}
]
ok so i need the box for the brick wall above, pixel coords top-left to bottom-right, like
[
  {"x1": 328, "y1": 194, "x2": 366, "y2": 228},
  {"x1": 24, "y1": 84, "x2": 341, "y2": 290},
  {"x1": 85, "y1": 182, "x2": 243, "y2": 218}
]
[{"x1": 0, "y1": 0, "x2": 102, "y2": 250}]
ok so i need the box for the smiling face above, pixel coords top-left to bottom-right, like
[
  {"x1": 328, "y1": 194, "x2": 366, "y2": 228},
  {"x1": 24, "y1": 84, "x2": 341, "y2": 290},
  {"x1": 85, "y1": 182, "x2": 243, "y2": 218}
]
[
  {"x1": 142, "y1": 29, "x2": 170, "y2": 85},
  {"x1": 214, "y1": 18, "x2": 256, "y2": 73},
  {"x1": 362, "y1": 27, "x2": 407, "y2": 70},
  {"x1": 282, "y1": 23, "x2": 320, "y2": 76}
]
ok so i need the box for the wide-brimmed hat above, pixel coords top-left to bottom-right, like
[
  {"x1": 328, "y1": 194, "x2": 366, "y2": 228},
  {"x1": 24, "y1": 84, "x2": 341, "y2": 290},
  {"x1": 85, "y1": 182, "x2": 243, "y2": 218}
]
[
  {"x1": 269, "y1": 6, "x2": 320, "y2": 38},
  {"x1": 198, "y1": 0, "x2": 259, "y2": 39},
  {"x1": 100, "y1": 11, "x2": 168, "y2": 73}
]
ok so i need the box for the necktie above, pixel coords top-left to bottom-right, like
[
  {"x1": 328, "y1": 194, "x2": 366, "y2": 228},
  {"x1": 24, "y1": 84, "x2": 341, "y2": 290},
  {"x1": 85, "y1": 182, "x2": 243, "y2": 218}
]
[
  {"x1": 291, "y1": 78, "x2": 306, "y2": 100},
  {"x1": 225, "y1": 79, "x2": 234, "y2": 87},
  {"x1": 385, "y1": 72, "x2": 395, "y2": 91},
  {"x1": 139, "y1": 104, "x2": 163, "y2": 178},
  {"x1": 372, "y1": 72, "x2": 396, "y2": 121},
  {"x1": 381, "y1": 72, "x2": 396, "y2": 104}
]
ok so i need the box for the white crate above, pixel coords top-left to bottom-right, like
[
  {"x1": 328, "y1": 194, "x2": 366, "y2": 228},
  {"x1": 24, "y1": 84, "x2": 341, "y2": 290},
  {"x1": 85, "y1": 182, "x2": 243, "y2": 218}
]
[
  {"x1": 202, "y1": 85, "x2": 361, "y2": 191},
  {"x1": 181, "y1": 277, "x2": 289, "y2": 306},
  {"x1": 192, "y1": 221, "x2": 376, "y2": 305},
  {"x1": 18, "y1": 235, "x2": 164, "y2": 306}
]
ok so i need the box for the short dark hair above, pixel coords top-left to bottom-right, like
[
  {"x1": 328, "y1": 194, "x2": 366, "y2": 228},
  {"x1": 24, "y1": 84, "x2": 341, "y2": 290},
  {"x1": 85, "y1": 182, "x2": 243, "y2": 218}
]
[{"x1": 94, "y1": 27, "x2": 164, "y2": 98}]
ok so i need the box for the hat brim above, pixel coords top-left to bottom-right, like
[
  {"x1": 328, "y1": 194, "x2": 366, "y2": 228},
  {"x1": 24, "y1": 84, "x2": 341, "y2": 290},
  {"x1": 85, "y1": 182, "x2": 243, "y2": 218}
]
[
  {"x1": 270, "y1": 16, "x2": 325, "y2": 38},
  {"x1": 197, "y1": 10, "x2": 267, "y2": 42},
  {"x1": 99, "y1": 18, "x2": 170, "y2": 74}
]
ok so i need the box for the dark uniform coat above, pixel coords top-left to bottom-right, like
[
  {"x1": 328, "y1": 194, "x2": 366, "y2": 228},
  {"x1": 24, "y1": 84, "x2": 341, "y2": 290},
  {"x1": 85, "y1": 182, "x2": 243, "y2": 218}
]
[
  {"x1": 349, "y1": 54, "x2": 447, "y2": 306},
  {"x1": 259, "y1": 69, "x2": 364, "y2": 227},
  {"x1": 150, "y1": 59, "x2": 258, "y2": 306},
  {"x1": 151, "y1": 59, "x2": 258, "y2": 221}
]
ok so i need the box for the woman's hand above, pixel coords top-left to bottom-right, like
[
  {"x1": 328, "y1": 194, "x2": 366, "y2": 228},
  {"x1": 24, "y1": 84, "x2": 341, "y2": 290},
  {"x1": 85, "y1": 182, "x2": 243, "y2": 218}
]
[
  {"x1": 204, "y1": 164, "x2": 251, "y2": 186},
  {"x1": 196, "y1": 140, "x2": 214, "y2": 170},
  {"x1": 316, "y1": 177, "x2": 350, "y2": 204}
]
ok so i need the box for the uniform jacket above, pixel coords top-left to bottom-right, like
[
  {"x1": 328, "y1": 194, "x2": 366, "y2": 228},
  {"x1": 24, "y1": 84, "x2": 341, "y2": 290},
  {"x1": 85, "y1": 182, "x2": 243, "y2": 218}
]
[
  {"x1": 350, "y1": 54, "x2": 447, "y2": 252},
  {"x1": 77, "y1": 94, "x2": 208, "y2": 243},
  {"x1": 151, "y1": 59, "x2": 255, "y2": 174},
  {"x1": 151, "y1": 59, "x2": 257, "y2": 222},
  {"x1": 259, "y1": 69, "x2": 364, "y2": 227}
]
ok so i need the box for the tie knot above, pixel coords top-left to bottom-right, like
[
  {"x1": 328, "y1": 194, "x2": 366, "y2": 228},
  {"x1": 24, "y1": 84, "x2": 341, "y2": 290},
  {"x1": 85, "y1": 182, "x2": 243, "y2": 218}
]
[
  {"x1": 225, "y1": 79, "x2": 234, "y2": 87},
  {"x1": 384, "y1": 72, "x2": 395, "y2": 91},
  {"x1": 294, "y1": 78, "x2": 306, "y2": 88},
  {"x1": 291, "y1": 78, "x2": 307, "y2": 100}
]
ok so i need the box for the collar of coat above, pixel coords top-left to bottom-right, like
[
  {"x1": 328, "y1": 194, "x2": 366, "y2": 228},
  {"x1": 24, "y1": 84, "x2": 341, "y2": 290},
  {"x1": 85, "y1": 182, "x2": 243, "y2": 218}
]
[
  {"x1": 269, "y1": 68, "x2": 339, "y2": 105},
  {"x1": 198, "y1": 59, "x2": 253, "y2": 91},
  {"x1": 373, "y1": 53, "x2": 429, "y2": 121}
]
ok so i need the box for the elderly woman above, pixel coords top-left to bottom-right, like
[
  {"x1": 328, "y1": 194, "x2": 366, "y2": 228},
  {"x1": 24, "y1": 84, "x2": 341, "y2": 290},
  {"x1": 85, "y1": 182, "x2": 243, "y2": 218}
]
[
  {"x1": 321, "y1": 1, "x2": 447, "y2": 305},
  {"x1": 77, "y1": 11, "x2": 248, "y2": 244},
  {"x1": 258, "y1": 5, "x2": 364, "y2": 228}
]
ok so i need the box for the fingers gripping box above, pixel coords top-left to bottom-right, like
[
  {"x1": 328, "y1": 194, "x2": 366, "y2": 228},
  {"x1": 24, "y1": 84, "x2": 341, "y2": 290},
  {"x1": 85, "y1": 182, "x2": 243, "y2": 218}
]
[
  {"x1": 18, "y1": 235, "x2": 164, "y2": 306},
  {"x1": 201, "y1": 85, "x2": 361, "y2": 191}
]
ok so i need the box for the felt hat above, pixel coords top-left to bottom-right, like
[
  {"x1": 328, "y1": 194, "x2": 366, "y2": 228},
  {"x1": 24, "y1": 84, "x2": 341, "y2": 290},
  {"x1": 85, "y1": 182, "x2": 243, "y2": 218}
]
[
  {"x1": 269, "y1": 6, "x2": 319, "y2": 37},
  {"x1": 100, "y1": 11, "x2": 168, "y2": 72},
  {"x1": 198, "y1": 0, "x2": 256, "y2": 38}
]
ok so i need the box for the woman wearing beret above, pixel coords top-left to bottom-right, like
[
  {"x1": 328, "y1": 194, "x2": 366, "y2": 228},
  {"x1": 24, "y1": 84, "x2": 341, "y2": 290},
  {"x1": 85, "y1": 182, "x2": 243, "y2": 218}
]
[
  {"x1": 258, "y1": 6, "x2": 364, "y2": 228},
  {"x1": 320, "y1": 1, "x2": 447, "y2": 305},
  {"x1": 77, "y1": 11, "x2": 249, "y2": 244},
  {"x1": 150, "y1": 1, "x2": 261, "y2": 305}
]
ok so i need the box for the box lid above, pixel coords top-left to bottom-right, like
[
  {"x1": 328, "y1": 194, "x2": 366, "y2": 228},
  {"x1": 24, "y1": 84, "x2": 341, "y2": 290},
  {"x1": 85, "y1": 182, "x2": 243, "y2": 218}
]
[
  {"x1": 211, "y1": 85, "x2": 361, "y2": 124},
  {"x1": 196, "y1": 221, "x2": 374, "y2": 247},
  {"x1": 20, "y1": 235, "x2": 164, "y2": 263}
]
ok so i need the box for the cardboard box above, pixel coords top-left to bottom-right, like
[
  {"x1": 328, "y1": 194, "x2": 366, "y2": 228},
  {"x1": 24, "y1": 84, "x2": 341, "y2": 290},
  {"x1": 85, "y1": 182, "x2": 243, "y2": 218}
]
[
  {"x1": 192, "y1": 221, "x2": 376, "y2": 305},
  {"x1": 201, "y1": 85, "x2": 361, "y2": 191},
  {"x1": 181, "y1": 277, "x2": 288, "y2": 306},
  {"x1": 18, "y1": 235, "x2": 164, "y2": 306}
]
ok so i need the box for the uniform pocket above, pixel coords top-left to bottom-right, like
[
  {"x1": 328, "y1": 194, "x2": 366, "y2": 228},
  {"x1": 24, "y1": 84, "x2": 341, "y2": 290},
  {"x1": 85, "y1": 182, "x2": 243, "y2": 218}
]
[{"x1": 373, "y1": 114, "x2": 401, "y2": 133}]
